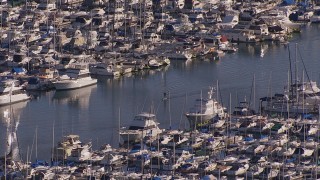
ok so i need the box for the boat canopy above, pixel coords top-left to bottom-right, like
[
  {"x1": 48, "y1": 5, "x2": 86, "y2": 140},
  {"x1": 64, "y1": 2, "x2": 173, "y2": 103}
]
[{"x1": 11, "y1": 67, "x2": 26, "y2": 74}]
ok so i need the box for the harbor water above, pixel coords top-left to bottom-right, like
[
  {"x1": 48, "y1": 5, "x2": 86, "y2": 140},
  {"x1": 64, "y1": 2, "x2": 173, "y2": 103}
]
[{"x1": 1, "y1": 24, "x2": 320, "y2": 161}]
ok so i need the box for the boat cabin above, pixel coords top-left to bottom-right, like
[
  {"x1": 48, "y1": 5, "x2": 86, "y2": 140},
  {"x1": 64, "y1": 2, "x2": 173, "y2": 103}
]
[
  {"x1": 128, "y1": 113, "x2": 158, "y2": 130},
  {"x1": 60, "y1": 134, "x2": 81, "y2": 146}
]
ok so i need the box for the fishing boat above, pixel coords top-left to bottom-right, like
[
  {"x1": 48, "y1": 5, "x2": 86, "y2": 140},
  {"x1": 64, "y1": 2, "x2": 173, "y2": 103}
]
[
  {"x1": 0, "y1": 79, "x2": 30, "y2": 106},
  {"x1": 185, "y1": 87, "x2": 227, "y2": 129},
  {"x1": 53, "y1": 64, "x2": 97, "y2": 91},
  {"x1": 119, "y1": 113, "x2": 164, "y2": 143}
]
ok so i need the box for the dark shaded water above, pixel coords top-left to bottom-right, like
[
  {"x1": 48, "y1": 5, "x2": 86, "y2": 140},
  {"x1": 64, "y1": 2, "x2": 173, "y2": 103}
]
[{"x1": 1, "y1": 24, "x2": 320, "y2": 161}]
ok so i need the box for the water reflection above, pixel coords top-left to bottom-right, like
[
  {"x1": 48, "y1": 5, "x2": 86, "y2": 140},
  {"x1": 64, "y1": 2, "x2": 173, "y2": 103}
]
[
  {"x1": 0, "y1": 101, "x2": 28, "y2": 161},
  {"x1": 52, "y1": 86, "x2": 97, "y2": 109},
  {"x1": 260, "y1": 44, "x2": 269, "y2": 58}
]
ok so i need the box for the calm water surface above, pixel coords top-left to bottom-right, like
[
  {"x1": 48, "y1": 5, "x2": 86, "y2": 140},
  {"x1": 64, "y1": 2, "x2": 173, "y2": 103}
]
[{"x1": 1, "y1": 24, "x2": 320, "y2": 161}]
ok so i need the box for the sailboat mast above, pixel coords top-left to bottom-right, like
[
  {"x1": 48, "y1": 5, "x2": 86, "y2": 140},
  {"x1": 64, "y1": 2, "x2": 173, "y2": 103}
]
[
  {"x1": 169, "y1": 91, "x2": 172, "y2": 129},
  {"x1": 295, "y1": 43, "x2": 298, "y2": 104},
  {"x1": 228, "y1": 93, "x2": 231, "y2": 137},
  {"x1": 52, "y1": 121, "x2": 55, "y2": 164},
  {"x1": 288, "y1": 44, "x2": 294, "y2": 101},
  {"x1": 316, "y1": 105, "x2": 320, "y2": 179},
  {"x1": 4, "y1": 125, "x2": 7, "y2": 180},
  {"x1": 253, "y1": 74, "x2": 256, "y2": 111},
  {"x1": 200, "y1": 89, "x2": 203, "y2": 128},
  {"x1": 36, "y1": 126, "x2": 38, "y2": 160},
  {"x1": 216, "y1": 80, "x2": 219, "y2": 101},
  {"x1": 287, "y1": 71, "x2": 290, "y2": 118},
  {"x1": 118, "y1": 107, "x2": 121, "y2": 147}
]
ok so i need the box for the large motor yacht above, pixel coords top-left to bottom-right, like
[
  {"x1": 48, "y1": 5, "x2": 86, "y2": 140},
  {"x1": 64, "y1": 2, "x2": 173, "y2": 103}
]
[
  {"x1": 185, "y1": 87, "x2": 227, "y2": 129},
  {"x1": 120, "y1": 113, "x2": 163, "y2": 143},
  {"x1": 53, "y1": 64, "x2": 97, "y2": 90}
]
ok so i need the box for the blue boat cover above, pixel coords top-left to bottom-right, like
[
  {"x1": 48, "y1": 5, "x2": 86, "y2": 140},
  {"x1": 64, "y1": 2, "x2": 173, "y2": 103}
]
[{"x1": 12, "y1": 67, "x2": 25, "y2": 73}]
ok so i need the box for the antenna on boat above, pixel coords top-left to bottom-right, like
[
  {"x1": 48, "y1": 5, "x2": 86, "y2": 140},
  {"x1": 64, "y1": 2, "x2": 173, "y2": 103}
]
[
  {"x1": 208, "y1": 86, "x2": 213, "y2": 99},
  {"x1": 141, "y1": 95, "x2": 148, "y2": 113},
  {"x1": 216, "y1": 80, "x2": 219, "y2": 101}
]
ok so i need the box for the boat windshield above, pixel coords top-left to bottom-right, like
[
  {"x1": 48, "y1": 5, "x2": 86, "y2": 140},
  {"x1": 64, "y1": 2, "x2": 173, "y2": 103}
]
[{"x1": 128, "y1": 126, "x2": 143, "y2": 130}]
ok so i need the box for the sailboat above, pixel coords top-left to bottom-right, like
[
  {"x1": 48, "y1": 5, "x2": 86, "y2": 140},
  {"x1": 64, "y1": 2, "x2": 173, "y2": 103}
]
[{"x1": 260, "y1": 44, "x2": 319, "y2": 116}]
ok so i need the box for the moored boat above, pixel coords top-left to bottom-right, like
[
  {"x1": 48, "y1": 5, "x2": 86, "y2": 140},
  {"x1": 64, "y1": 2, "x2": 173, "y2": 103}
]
[
  {"x1": 119, "y1": 113, "x2": 164, "y2": 143},
  {"x1": 53, "y1": 64, "x2": 97, "y2": 91},
  {"x1": 186, "y1": 87, "x2": 227, "y2": 129},
  {"x1": 0, "y1": 79, "x2": 30, "y2": 106}
]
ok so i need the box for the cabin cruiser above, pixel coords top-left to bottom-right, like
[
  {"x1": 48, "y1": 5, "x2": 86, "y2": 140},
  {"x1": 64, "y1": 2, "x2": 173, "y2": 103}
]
[
  {"x1": 185, "y1": 87, "x2": 227, "y2": 129},
  {"x1": 53, "y1": 64, "x2": 97, "y2": 90},
  {"x1": 53, "y1": 134, "x2": 92, "y2": 161},
  {"x1": 89, "y1": 63, "x2": 121, "y2": 77},
  {"x1": 221, "y1": 29, "x2": 257, "y2": 43},
  {"x1": 119, "y1": 113, "x2": 164, "y2": 143},
  {"x1": 0, "y1": 79, "x2": 30, "y2": 106},
  {"x1": 232, "y1": 101, "x2": 256, "y2": 118}
]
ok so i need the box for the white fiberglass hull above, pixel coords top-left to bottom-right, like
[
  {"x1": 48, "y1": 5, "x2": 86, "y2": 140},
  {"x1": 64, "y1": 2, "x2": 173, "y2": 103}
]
[
  {"x1": 53, "y1": 77, "x2": 97, "y2": 90},
  {"x1": 310, "y1": 16, "x2": 320, "y2": 23},
  {"x1": 90, "y1": 68, "x2": 120, "y2": 76},
  {"x1": 0, "y1": 94, "x2": 30, "y2": 106},
  {"x1": 186, "y1": 113, "x2": 214, "y2": 129},
  {"x1": 120, "y1": 131, "x2": 143, "y2": 142},
  {"x1": 120, "y1": 128, "x2": 162, "y2": 142}
]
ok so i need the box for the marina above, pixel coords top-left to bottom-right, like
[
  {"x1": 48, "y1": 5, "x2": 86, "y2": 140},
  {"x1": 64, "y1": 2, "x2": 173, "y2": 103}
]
[{"x1": 1, "y1": 0, "x2": 320, "y2": 179}]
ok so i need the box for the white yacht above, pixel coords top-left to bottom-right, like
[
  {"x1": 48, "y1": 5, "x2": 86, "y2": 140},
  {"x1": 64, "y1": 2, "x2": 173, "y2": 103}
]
[
  {"x1": 185, "y1": 87, "x2": 227, "y2": 129},
  {"x1": 0, "y1": 79, "x2": 30, "y2": 106},
  {"x1": 163, "y1": 50, "x2": 193, "y2": 61},
  {"x1": 89, "y1": 63, "x2": 121, "y2": 77},
  {"x1": 53, "y1": 64, "x2": 97, "y2": 91},
  {"x1": 119, "y1": 113, "x2": 164, "y2": 143}
]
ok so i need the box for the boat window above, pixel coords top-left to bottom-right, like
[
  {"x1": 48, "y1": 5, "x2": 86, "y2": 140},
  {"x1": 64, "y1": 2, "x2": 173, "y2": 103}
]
[
  {"x1": 78, "y1": 73, "x2": 90, "y2": 78},
  {"x1": 11, "y1": 89, "x2": 26, "y2": 95},
  {"x1": 0, "y1": 91, "x2": 10, "y2": 95},
  {"x1": 73, "y1": 136, "x2": 80, "y2": 142},
  {"x1": 129, "y1": 126, "x2": 143, "y2": 130}
]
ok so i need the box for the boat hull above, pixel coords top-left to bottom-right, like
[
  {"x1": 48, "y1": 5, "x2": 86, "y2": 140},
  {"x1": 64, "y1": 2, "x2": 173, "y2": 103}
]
[
  {"x1": 53, "y1": 78, "x2": 97, "y2": 91},
  {"x1": 90, "y1": 67, "x2": 120, "y2": 76},
  {"x1": 120, "y1": 128, "x2": 163, "y2": 142},
  {"x1": 186, "y1": 113, "x2": 214, "y2": 129},
  {"x1": 120, "y1": 132, "x2": 143, "y2": 142},
  {"x1": 0, "y1": 94, "x2": 30, "y2": 106}
]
